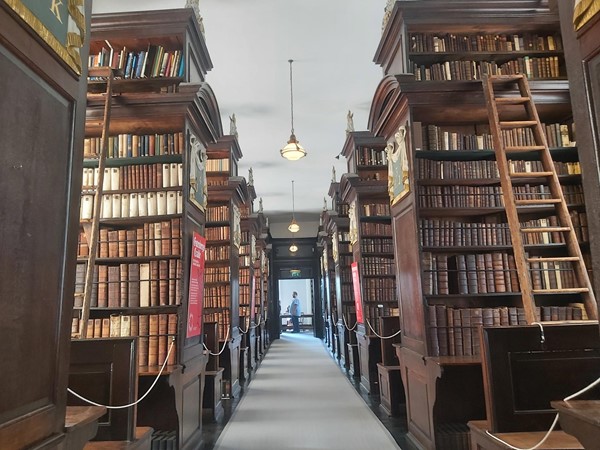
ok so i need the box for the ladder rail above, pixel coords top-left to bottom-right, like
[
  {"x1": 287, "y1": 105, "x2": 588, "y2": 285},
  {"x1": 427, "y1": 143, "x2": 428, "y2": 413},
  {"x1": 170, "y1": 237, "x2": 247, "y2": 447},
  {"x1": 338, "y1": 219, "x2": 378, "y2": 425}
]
[
  {"x1": 483, "y1": 75, "x2": 537, "y2": 324},
  {"x1": 78, "y1": 68, "x2": 115, "y2": 338},
  {"x1": 483, "y1": 74, "x2": 597, "y2": 322}
]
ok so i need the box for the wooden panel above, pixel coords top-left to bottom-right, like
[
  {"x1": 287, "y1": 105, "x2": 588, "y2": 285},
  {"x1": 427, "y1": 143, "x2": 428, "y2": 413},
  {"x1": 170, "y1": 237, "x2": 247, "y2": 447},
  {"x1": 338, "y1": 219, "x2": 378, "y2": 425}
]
[
  {"x1": 481, "y1": 324, "x2": 600, "y2": 433},
  {"x1": 69, "y1": 338, "x2": 138, "y2": 441},
  {"x1": 406, "y1": 364, "x2": 433, "y2": 444},
  {"x1": 394, "y1": 202, "x2": 426, "y2": 353},
  {"x1": 181, "y1": 377, "x2": 200, "y2": 446},
  {"x1": 0, "y1": 37, "x2": 76, "y2": 448}
]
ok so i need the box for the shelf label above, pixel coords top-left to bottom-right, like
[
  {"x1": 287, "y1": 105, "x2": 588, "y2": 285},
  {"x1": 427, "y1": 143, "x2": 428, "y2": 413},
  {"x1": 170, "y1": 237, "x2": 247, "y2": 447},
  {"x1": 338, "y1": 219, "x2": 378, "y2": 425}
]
[
  {"x1": 351, "y1": 262, "x2": 364, "y2": 323},
  {"x1": 187, "y1": 232, "x2": 205, "y2": 338}
]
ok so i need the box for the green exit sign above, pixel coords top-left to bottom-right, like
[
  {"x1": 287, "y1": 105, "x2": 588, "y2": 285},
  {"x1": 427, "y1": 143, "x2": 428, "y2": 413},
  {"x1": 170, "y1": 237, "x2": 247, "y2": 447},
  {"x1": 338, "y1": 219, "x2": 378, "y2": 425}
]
[{"x1": 290, "y1": 269, "x2": 302, "y2": 278}]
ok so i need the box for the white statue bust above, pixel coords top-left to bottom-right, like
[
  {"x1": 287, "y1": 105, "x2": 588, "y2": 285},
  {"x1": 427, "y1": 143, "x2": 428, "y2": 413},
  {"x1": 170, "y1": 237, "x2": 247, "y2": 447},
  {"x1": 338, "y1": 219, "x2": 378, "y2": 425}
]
[
  {"x1": 346, "y1": 110, "x2": 354, "y2": 133},
  {"x1": 185, "y1": 0, "x2": 205, "y2": 36},
  {"x1": 229, "y1": 113, "x2": 238, "y2": 137}
]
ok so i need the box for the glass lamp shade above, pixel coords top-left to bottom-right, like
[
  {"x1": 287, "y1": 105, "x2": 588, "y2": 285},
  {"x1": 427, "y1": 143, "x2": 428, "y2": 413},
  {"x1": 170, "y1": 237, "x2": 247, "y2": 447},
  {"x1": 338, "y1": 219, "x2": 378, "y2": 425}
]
[
  {"x1": 288, "y1": 218, "x2": 300, "y2": 233},
  {"x1": 289, "y1": 243, "x2": 299, "y2": 253},
  {"x1": 280, "y1": 133, "x2": 307, "y2": 161}
]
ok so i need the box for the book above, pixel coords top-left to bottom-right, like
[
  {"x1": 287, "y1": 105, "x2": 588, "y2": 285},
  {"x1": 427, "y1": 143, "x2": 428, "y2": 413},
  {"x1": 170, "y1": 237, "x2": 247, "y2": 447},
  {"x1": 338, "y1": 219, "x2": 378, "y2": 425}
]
[
  {"x1": 148, "y1": 315, "x2": 159, "y2": 367},
  {"x1": 120, "y1": 315, "x2": 131, "y2": 336},
  {"x1": 157, "y1": 192, "x2": 167, "y2": 215},
  {"x1": 147, "y1": 192, "x2": 157, "y2": 216},
  {"x1": 138, "y1": 314, "x2": 149, "y2": 367},
  {"x1": 109, "y1": 314, "x2": 121, "y2": 337},
  {"x1": 158, "y1": 314, "x2": 168, "y2": 365},
  {"x1": 167, "y1": 191, "x2": 177, "y2": 215},
  {"x1": 140, "y1": 263, "x2": 150, "y2": 307}
]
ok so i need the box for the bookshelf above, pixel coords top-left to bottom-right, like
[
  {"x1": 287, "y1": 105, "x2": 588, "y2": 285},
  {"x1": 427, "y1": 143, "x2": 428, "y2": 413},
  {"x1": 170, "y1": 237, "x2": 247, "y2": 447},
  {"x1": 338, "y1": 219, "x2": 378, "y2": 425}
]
[
  {"x1": 205, "y1": 135, "x2": 247, "y2": 399},
  {"x1": 318, "y1": 209, "x2": 337, "y2": 357},
  {"x1": 0, "y1": 2, "x2": 91, "y2": 447},
  {"x1": 339, "y1": 131, "x2": 399, "y2": 396},
  {"x1": 373, "y1": 2, "x2": 596, "y2": 449},
  {"x1": 71, "y1": 9, "x2": 216, "y2": 450},
  {"x1": 255, "y1": 214, "x2": 272, "y2": 358}
]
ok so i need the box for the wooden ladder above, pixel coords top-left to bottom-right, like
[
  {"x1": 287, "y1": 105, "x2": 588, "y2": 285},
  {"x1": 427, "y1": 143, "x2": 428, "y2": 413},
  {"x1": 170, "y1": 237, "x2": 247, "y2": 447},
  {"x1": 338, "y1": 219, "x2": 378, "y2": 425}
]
[
  {"x1": 482, "y1": 74, "x2": 597, "y2": 323},
  {"x1": 78, "y1": 67, "x2": 116, "y2": 338}
]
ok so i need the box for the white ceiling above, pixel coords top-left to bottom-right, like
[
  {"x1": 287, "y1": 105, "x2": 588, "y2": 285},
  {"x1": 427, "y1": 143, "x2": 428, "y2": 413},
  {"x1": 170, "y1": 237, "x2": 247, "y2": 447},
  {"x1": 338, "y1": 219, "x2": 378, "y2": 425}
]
[{"x1": 92, "y1": 0, "x2": 386, "y2": 238}]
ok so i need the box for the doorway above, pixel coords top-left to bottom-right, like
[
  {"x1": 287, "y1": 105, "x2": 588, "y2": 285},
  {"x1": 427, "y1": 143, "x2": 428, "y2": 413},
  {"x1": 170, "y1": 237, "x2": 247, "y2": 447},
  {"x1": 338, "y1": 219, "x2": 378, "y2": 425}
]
[{"x1": 279, "y1": 279, "x2": 315, "y2": 335}]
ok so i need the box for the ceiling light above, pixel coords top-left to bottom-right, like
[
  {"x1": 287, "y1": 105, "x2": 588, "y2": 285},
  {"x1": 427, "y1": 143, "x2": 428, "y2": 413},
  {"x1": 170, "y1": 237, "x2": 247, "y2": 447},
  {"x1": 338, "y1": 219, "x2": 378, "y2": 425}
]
[
  {"x1": 288, "y1": 180, "x2": 300, "y2": 233},
  {"x1": 280, "y1": 59, "x2": 307, "y2": 161},
  {"x1": 289, "y1": 243, "x2": 298, "y2": 253}
]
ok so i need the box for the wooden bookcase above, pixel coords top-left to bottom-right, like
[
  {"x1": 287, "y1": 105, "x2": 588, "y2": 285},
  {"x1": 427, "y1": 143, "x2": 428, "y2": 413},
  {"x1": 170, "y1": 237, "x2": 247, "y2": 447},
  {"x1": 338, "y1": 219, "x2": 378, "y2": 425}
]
[
  {"x1": 318, "y1": 210, "x2": 336, "y2": 356},
  {"x1": 71, "y1": 9, "x2": 218, "y2": 450},
  {"x1": 255, "y1": 215, "x2": 272, "y2": 358},
  {"x1": 205, "y1": 135, "x2": 247, "y2": 399},
  {"x1": 0, "y1": 3, "x2": 91, "y2": 448},
  {"x1": 372, "y1": 2, "x2": 595, "y2": 449},
  {"x1": 339, "y1": 131, "x2": 399, "y2": 395}
]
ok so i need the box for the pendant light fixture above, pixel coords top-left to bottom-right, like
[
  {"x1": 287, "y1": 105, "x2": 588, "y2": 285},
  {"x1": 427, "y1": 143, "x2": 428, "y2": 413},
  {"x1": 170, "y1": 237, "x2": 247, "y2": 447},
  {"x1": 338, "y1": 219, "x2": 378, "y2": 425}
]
[
  {"x1": 280, "y1": 59, "x2": 307, "y2": 161},
  {"x1": 289, "y1": 243, "x2": 299, "y2": 253},
  {"x1": 288, "y1": 180, "x2": 300, "y2": 233}
]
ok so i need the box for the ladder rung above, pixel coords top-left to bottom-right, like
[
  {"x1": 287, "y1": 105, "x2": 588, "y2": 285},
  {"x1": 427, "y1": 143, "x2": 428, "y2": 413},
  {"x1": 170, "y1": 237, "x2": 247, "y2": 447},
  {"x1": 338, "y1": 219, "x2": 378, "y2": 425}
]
[
  {"x1": 515, "y1": 199, "x2": 561, "y2": 205},
  {"x1": 495, "y1": 97, "x2": 530, "y2": 105},
  {"x1": 532, "y1": 288, "x2": 590, "y2": 294},
  {"x1": 499, "y1": 120, "x2": 538, "y2": 129},
  {"x1": 527, "y1": 256, "x2": 581, "y2": 263},
  {"x1": 505, "y1": 145, "x2": 546, "y2": 152},
  {"x1": 74, "y1": 293, "x2": 84, "y2": 297},
  {"x1": 521, "y1": 227, "x2": 570, "y2": 233},
  {"x1": 510, "y1": 171, "x2": 553, "y2": 178},
  {"x1": 489, "y1": 75, "x2": 524, "y2": 82}
]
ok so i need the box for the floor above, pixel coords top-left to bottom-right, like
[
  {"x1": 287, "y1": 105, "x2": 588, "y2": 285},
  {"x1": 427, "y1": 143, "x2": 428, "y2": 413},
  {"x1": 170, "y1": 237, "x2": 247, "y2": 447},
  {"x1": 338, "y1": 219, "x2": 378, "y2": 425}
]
[{"x1": 199, "y1": 330, "x2": 417, "y2": 450}]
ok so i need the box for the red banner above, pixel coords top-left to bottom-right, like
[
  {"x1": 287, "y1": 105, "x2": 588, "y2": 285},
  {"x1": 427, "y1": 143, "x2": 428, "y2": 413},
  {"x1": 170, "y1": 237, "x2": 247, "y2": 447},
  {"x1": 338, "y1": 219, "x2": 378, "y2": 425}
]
[
  {"x1": 250, "y1": 276, "x2": 256, "y2": 321},
  {"x1": 351, "y1": 262, "x2": 363, "y2": 323},
  {"x1": 187, "y1": 232, "x2": 206, "y2": 338}
]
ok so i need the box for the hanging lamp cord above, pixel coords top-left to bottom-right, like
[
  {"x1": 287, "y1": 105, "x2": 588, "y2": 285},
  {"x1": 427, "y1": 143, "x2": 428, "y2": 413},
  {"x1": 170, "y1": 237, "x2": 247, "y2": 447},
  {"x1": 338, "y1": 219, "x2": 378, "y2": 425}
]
[
  {"x1": 289, "y1": 59, "x2": 295, "y2": 134},
  {"x1": 291, "y1": 180, "x2": 296, "y2": 219}
]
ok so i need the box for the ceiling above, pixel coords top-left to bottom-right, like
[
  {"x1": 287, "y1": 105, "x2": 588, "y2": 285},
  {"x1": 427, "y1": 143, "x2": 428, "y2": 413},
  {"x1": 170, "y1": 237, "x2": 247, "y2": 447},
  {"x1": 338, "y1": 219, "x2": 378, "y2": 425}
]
[{"x1": 93, "y1": 0, "x2": 387, "y2": 238}]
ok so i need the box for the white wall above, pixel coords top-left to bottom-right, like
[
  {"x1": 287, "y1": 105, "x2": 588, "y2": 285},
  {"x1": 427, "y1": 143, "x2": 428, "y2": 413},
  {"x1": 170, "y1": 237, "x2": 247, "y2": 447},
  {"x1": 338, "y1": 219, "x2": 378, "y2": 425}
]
[{"x1": 278, "y1": 279, "x2": 312, "y2": 315}]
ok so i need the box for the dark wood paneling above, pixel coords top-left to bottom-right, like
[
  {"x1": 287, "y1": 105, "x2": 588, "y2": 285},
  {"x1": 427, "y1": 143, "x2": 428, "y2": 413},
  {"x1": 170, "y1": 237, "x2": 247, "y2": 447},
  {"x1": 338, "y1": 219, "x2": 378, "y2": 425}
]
[{"x1": 393, "y1": 201, "x2": 426, "y2": 354}]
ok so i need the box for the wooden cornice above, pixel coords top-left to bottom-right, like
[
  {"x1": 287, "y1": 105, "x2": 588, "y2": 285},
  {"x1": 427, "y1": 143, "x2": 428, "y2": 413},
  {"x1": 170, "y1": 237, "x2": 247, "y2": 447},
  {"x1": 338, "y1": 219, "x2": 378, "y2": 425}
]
[
  {"x1": 85, "y1": 83, "x2": 219, "y2": 143},
  {"x1": 207, "y1": 175, "x2": 247, "y2": 205},
  {"x1": 208, "y1": 134, "x2": 243, "y2": 164},
  {"x1": 340, "y1": 174, "x2": 388, "y2": 204},
  {"x1": 341, "y1": 131, "x2": 387, "y2": 159},
  {"x1": 374, "y1": 0, "x2": 403, "y2": 74}
]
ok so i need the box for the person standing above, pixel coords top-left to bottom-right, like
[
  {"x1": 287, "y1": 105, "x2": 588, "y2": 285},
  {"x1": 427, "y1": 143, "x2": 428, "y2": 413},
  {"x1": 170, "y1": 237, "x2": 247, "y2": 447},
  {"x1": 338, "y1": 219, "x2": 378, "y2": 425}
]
[{"x1": 289, "y1": 292, "x2": 302, "y2": 333}]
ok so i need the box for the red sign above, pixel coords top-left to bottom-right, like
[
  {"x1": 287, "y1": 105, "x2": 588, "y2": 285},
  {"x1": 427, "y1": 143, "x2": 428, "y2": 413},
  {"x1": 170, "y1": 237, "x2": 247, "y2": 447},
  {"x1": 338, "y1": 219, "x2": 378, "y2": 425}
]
[
  {"x1": 351, "y1": 262, "x2": 364, "y2": 323},
  {"x1": 187, "y1": 232, "x2": 206, "y2": 338},
  {"x1": 250, "y1": 276, "x2": 256, "y2": 320}
]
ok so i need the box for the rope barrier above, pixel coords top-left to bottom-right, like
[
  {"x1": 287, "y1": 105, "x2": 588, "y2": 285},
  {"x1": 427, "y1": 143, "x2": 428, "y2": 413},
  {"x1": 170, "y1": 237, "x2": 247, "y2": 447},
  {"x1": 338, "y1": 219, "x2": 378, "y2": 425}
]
[
  {"x1": 67, "y1": 337, "x2": 175, "y2": 409},
  {"x1": 364, "y1": 316, "x2": 402, "y2": 340},
  {"x1": 342, "y1": 313, "x2": 357, "y2": 332},
  {"x1": 203, "y1": 325, "x2": 231, "y2": 356}
]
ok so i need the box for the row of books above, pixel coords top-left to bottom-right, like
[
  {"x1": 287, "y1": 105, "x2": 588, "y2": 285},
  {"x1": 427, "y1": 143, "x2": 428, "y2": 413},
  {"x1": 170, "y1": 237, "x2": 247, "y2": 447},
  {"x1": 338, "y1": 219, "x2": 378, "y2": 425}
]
[
  {"x1": 80, "y1": 191, "x2": 183, "y2": 220},
  {"x1": 239, "y1": 289, "x2": 251, "y2": 305},
  {"x1": 205, "y1": 226, "x2": 231, "y2": 241},
  {"x1": 206, "y1": 205, "x2": 229, "y2": 222},
  {"x1": 151, "y1": 430, "x2": 177, "y2": 450},
  {"x1": 82, "y1": 164, "x2": 183, "y2": 192},
  {"x1": 418, "y1": 212, "x2": 589, "y2": 247},
  {"x1": 362, "y1": 203, "x2": 390, "y2": 216},
  {"x1": 417, "y1": 185, "x2": 504, "y2": 209},
  {"x1": 421, "y1": 252, "x2": 519, "y2": 295},
  {"x1": 435, "y1": 423, "x2": 470, "y2": 450},
  {"x1": 415, "y1": 159, "x2": 579, "y2": 180},
  {"x1": 356, "y1": 147, "x2": 389, "y2": 166},
  {"x1": 362, "y1": 256, "x2": 395, "y2": 276},
  {"x1": 204, "y1": 311, "x2": 230, "y2": 340},
  {"x1": 205, "y1": 267, "x2": 231, "y2": 283},
  {"x1": 205, "y1": 285, "x2": 231, "y2": 309},
  {"x1": 361, "y1": 277, "x2": 396, "y2": 302},
  {"x1": 239, "y1": 270, "x2": 251, "y2": 284},
  {"x1": 427, "y1": 305, "x2": 585, "y2": 357},
  {"x1": 74, "y1": 260, "x2": 182, "y2": 308},
  {"x1": 88, "y1": 44, "x2": 184, "y2": 79},
  {"x1": 513, "y1": 184, "x2": 584, "y2": 204},
  {"x1": 206, "y1": 245, "x2": 230, "y2": 261},
  {"x1": 71, "y1": 313, "x2": 178, "y2": 367},
  {"x1": 358, "y1": 173, "x2": 385, "y2": 182},
  {"x1": 408, "y1": 32, "x2": 562, "y2": 53},
  {"x1": 83, "y1": 132, "x2": 184, "y2": 159},
  {"x1": 78, "y1": 220, "x2": 182, "y2": 258},
  {"x1": 338, "y1": 231, "x2": 351, "y2": 242},
  {"x1": 411, "y1": 56, "x2": 561, "y2": 81},
  {"x1": 360, "y1": 237, "x2": 394, "y2": 254},
  {"x1": 206, "y1": 158, "x2": 230, "y2": 172},
  {"x1": 360, "y1": 222, "x2": 392, "y2": 236},
  {"x1": 341, "y1": 285, "x2": 353, "y2": 302},
  {"x1": 239, "y1": 255, "x2": 252, "y2": 267}
]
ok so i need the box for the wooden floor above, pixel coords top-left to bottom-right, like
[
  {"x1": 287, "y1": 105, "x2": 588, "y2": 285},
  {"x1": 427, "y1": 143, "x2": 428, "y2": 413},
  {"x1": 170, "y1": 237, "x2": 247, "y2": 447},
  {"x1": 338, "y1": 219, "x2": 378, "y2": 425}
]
[{"x1": 200, "y1": 331, "x2": 416, "y2": 450}]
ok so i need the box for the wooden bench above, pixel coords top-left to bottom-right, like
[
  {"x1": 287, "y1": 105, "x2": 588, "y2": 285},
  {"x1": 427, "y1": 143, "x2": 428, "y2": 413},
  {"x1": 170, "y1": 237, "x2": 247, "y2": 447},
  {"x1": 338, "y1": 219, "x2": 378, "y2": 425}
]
[{"x1": 468, "y1": 323, "x2": 600, "y2": 449}]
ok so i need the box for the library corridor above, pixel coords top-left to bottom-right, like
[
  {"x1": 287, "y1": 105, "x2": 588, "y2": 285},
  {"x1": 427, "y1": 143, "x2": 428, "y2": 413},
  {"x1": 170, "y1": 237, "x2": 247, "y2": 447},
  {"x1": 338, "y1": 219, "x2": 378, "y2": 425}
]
[{"x1": 210, "y1": 334, "x2": 402, "y2": 450}]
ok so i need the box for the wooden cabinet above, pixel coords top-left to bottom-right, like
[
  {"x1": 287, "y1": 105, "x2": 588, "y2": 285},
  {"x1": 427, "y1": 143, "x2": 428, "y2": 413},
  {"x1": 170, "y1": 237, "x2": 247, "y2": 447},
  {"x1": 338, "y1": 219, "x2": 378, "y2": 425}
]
[
  {"x1": 70, "y1": 10, "x2": 220, "y2": 450},
  {"x1": 0, "y1": 3, "x2": 90, "y2": 448},
  {"x1": 371, "y1": 2, "x2": 595, "y2": 449}
]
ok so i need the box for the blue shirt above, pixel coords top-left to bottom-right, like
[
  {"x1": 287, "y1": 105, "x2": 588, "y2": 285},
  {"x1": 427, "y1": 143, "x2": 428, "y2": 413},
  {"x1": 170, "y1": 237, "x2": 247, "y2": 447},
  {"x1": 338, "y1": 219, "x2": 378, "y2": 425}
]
[{"x1": 290, "y1": 298, "x2": 301, "y2": 316}]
